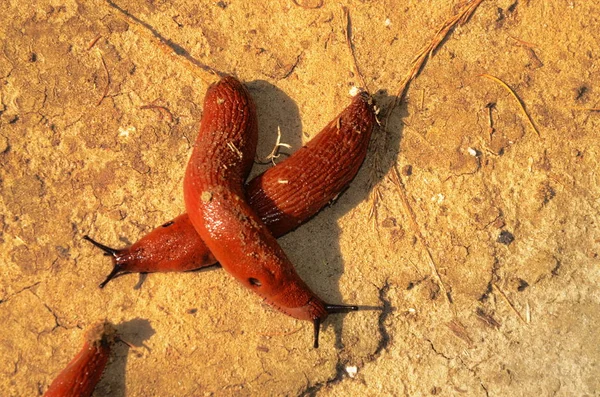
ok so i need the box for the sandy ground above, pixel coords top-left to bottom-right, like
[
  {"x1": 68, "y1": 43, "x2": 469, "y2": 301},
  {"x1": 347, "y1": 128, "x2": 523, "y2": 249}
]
[{"x1": 1, "y1": 0, "x2": 599, "y2": 396}]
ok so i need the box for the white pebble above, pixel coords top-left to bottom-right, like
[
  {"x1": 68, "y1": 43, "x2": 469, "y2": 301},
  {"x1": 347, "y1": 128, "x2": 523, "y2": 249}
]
[
  {"x1": 346, "y1": 366, "x2": 358, "y2": 378},
  {"x1": 118, "y1": 126, "x2": 136, "y2": 138}
]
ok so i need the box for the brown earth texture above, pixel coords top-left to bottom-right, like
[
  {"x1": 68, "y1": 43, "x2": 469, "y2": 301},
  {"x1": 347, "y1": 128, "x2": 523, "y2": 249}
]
[{"x1": 1, "y1": 0, "x2": 599, "y2": 396}]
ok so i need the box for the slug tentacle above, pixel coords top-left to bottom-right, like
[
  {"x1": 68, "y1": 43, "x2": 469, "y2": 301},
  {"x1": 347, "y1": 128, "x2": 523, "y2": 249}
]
[
  {"x1": 83, "y1": 235, "x2": 120, "y2": 256},
  {"x1": 83, "y1": 235, "x2": 128, "y2": 288},
  {"x1": 312, "y1": 303, "x2": 360, "y2": 348},
  {"x1": 325, "y1": 303, "x2": 359, "y2": 314},
  {"x1": 98, "y1": 265, "x2": 130, "y2": 289}
]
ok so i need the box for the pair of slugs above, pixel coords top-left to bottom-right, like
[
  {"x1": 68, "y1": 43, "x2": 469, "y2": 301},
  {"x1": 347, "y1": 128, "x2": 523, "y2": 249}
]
[{"x1": 45, "y1": 76, "x2": 376, "y2": 395}]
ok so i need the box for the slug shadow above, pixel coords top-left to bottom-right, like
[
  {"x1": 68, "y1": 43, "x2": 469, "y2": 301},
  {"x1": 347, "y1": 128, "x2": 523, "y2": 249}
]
[{"x1": 97, "y1": 318, "x2": 155, "y2": 397}]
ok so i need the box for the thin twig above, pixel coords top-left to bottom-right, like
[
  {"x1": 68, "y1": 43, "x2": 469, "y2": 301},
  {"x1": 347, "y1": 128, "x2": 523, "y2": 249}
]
[
  {"x1": 391, "y1": 165, "x2": 453, "y2": 306},
  {"x1": 256, "y1": 127, "x2": 292, "y2": 165},
  {"x1": 480, "y1": 73, "x2": 540, "y2": 137},
  {"x1": 87, "y1": 34, "x2": 102, "y2": 50},
  {"x1": 97, "y1": 53, "x2": 110, "y2": 106},
  {"x1": 493, "y1": 283, "x2": 527, "y2": 324},
  {"x1": 507, "y1": 35, "x2": 538, "y2": 48},
  {"x1": 342, "y1": 6, "x2": 368, "y2": 92}
]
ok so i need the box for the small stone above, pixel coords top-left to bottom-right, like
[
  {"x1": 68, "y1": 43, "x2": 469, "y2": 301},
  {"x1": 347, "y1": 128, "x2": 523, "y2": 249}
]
[
  {"x1": 497, "y1": 230, "x2": 514, "y2": 245},
  {"x1": 201, "y1": 191, "x2": 213, "y2": 202}
]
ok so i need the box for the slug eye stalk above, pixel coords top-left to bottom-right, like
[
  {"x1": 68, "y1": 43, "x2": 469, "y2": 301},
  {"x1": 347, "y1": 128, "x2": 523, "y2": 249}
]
[
  {"x1": 83, "y1": 235, "x2": 127, "y2": 288},
  {"x1": 313, "y1": 304, "x2": 359, "y2": 348}
]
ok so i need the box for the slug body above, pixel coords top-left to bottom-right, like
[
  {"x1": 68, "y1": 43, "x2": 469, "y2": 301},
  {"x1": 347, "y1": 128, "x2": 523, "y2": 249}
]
[
  {"x1": 246, "y1": 91, "x2": 376, "y2": 236},
  {"x1": 87, "y1": 93, "x2": 377, "y2": 293},
  {"x1": 44, "y1": 321, "x2": 116, "y2": 397},
  {"x1": 183, "y1": 87, "x2": 372, "y2": 346}
]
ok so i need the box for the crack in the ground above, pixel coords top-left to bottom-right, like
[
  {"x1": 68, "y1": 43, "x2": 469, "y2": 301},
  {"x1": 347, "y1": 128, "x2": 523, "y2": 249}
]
[
  {"x1": 1, "y1": 281, "x2": 41, "y2": 304},
  {"x1": 456, "y1": 354, "x2": 492, "y2": 397},
  {"x1": 26, "y1": 289, "x2": 66, "y2": 337},
  {"x1": 297, "y1": 280, "x2": 394, "y2": 396},
  {"x1": 425, "y1": 338, "x2": 452, "y2": 361},
  {"x1": 481, "y1": 380, "x2": 490, "y2": 397},
  {"x1": 298, "y1": 361, "x2": 347, "y2": 397},
  {"x1": 479, "y1": 256, "x2": 500, "y2": 302},
  {"x1": 41, "y1": 301, "x2": 62, "y2": 332}
]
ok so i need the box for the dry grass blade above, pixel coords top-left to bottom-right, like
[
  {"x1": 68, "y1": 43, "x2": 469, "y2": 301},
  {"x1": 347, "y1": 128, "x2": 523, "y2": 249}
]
[
  {"x1": 480, "y1": 73, "x2": 541, "y2": 137},
  {"x1": 493, "y1": 283, "x2": 527, "y2": 324},
  {"x1": 97, "y1": 53, "x2": 110, "y2": 106},
  {"x1": 386, "y1": 0, "x2": 485, "y2": 121},
  {"x1": 256, "y1": 127, "x2": 292, "y2": 165},
  {"x1": 446, "y1": 319, "x2": 473, "y2": 345},
  {"x1": 342, "y1": 6, "x2": 368, "y2": 92},
  {"x1": 391, "y1": 165, "x2": 453, "y2": 306},
  {"x1": 369, "y1": 0, "x2": 486, "y2": 223}
]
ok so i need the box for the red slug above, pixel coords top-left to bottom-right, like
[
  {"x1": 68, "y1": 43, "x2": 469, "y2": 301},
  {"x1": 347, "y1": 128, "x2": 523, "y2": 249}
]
[
  {"x1": 86, "y1": 92, "x2": 377, "y2": 298},
  {"x1": 182, "y1": 78, "x2": 374, "y2": 347},
  {"x1": 44, "y1": 321, "x2": 117, "y2": 397}
]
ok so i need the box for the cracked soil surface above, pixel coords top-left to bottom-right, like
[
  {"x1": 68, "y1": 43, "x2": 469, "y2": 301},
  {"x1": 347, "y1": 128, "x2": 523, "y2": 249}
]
[{"x1": 1, "y1": 1, "x2": 599, "y2": 396}]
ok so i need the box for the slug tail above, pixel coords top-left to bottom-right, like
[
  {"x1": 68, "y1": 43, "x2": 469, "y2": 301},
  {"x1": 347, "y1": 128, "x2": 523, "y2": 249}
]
[{"x1": 83, "y1": 235, "x2": 127, "y2": 288}]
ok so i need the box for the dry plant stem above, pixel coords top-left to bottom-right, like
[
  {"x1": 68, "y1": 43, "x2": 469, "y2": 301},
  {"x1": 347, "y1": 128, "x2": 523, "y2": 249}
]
[
  {"x1": 369, "y1": 0, "x2": 486, "y2": 222},
  {"x1": 508, "y1": 35, "x2": 538, "y2": 48},
  {"x1": 256, "y1": 127, "x2": 292, "y2": 165},
  {"x1": 479, "y1": 73, "x2": 541, "y2": 137},
  {"x1": 493, "y1": 283, "x2": 528, "y2": 324},
  {"x1": 96, "y1": 53, "x2": 110, "y2": 106},
  {"x1": 105, "y1": 0, "x2": 220, "y2": 85},
  {"x1": 391, "y1": 165, "x2": 453, "y2": 306},
  {"x1": 87, "y1": 34, "x2": 102, "y2": 50},
  {"x1": 342, "y1": 6, "x2": 368, "y2": 92},
  {"x1": 386, "y1": 0, "x2": 485, "y2": 121}
]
